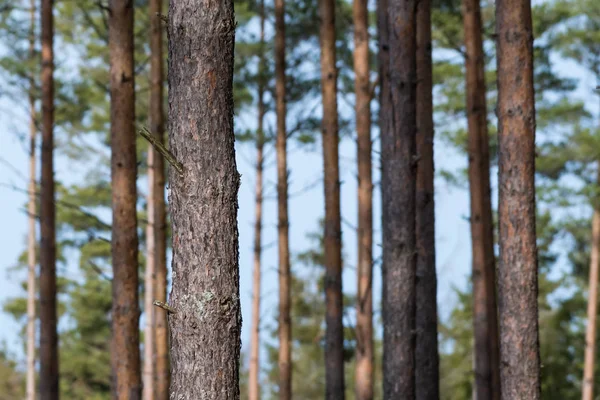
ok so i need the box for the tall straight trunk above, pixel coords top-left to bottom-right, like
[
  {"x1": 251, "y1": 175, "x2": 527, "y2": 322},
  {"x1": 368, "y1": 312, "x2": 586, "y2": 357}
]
[
  {"x1": 248, "y1": 1, "x2": 266, "y2": 398},
  {"x1": 318, "y1": 0, "x2": 344, "y2": 397},
  {"x1": 495, "y1": 0, "x2": 540, "y2": 397},
  {"x1": 167, "y1": 1, "x2": 241, "y2": 398},
  {"x1": 40, "y1": 0, "x2": 58, "y2": 398},
  {"x1": 382, "y1": 0, "x2": 418, "y2": 397},
  {"x1": 274, "y1": 0, "x2": 292, "y2": 396},
  {"x1": 463, "y1": 0, "x2": 501, "y2": 397},
  {"x1": 143, "y1": 154, "x2": 155, "y2": 400},
  {"x1": 415, "y1": 0, "x2": 439, "y2": 397},
  {"x1": 26, "y1": 1, "x2": 37, "y2": 399},
  {"x1": 109, "y1": 1, "x2": 141, "y2": 398},
  {"x1": 582, "y1": 167, "x2": 600, "y2": 400},
  {"x1": 353, "y1": 0, "x2": 373, "y2": 397},
  {"x1": 149, "y1": 2, "x2": 169, "y2": 398}
]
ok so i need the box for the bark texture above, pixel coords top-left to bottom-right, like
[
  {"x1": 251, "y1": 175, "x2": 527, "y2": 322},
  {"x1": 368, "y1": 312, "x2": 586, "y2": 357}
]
[
  {"x1": 353, "y1": 0, "x2": 373, "y2": 397},
  {"x1": 415, "y1": 0, "x2": 440, "y2": 397},
  {"x1": 148, "y1": 1, "x2": 169, "y2": 399},
  {"x1": 582, "y1": 171, "x2": 600, "y2": 400},
  {"x1": 463, "y1": 0, "x2": 501, "y2": 397},
  {"x1": 27, "y1": 2, "x2": 37, "y2": 399},
  {"x1": 382, "y1": 0, "x2": 418, "y2": 397},
  {"x1": 318, "y1": 0, "x2": 345, "y2": 397},
  {"x1": 496, "y1": 0, "x2": 540, "y2": 397},
  {"x1": 249, "y1": 2, "x2": 266, "y2": 398},
  {"x1": 275, "y1": 0, "x2": 292, "y2": 396},
  {"x1": 167, "y1": 1, "x2": 241, "y2": 398},
  {"x1": 40, "y1": 0, "x2": 58, "y2": 398},
  {"x1": 109, "y1": 1, "x2": 141, "y2": 399}
]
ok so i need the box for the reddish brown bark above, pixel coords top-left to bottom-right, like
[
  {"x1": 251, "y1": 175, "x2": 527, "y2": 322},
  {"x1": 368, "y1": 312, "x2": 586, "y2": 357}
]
[
  {"x1": 26, "y1": 2, "x2": 37, "y2": 400},
  {"x1": 147, "y1": 1, "x2": 169, "y2": 399},
  {"x1": 275, "y1": 0, "x2": 292, "y2": 396},
  {"x1": 249, "y1": 1, "x2": 266, "y2": 398},
  {"x1": 415, "y1": 0, "x2": 439, "y2": 397},
  {"x1": 495, "y1": 0, "x2": 540, "y2": 397},
  {"x1": 167, "y1": 0, "x2": 241, "y2": 398},
  {"x1": 353, "y1": 0, "x2": 373, "y2": 397},
  {"x1": 40, "y1": 0, "x2": 58, "y2": 398},
  {"x1": 318, "y1": 0, "x2": 345, "y2": 397},
  {"x1": 463, "y1": 0, "x2": 501, "y2": 398},
  {"x1": 381, "y1": 0, "x2": 418, "y2": 397},
  {"x1": 109, "y1": 1, "x2": 141, "y2": 398},
  {"x1": 582, "y1": 168, "x2": 600, "y2": 400}
]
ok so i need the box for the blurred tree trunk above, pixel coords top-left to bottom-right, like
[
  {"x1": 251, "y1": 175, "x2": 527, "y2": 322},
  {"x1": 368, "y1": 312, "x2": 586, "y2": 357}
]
[
  {"x1": 415, "y1": 0, "x2": 439, "y2": 397},
  {"x1": 26, "y1": 1, "x2": 37, "y2": 399},
  {"x1": 109, "y1": 1, "x2": 141, "y2": 398},
  {"x1": 353, "y1": 0, "x2": 373, "y2": 396},
  {"x1": 381, "y1": 0, "x2": 418, "y2": 397},
  {"x1": 582, "y1": 170, "x2": 600, "y2": 400},
  {"x1": 40, "y1": 0, "x2": 58, "y2": 398},
  {"x1": 249, "y1": 0, "x2": 266, "y2": 398},
  {"x1": 318, "y1": 0, "x2": 344, "y2": 397},
  {"x1": 166, "y1": 0, "x2": 241, "y2": 398},
  {"x1": 495, "y1": 0, "x2": 540, "y2": 397},
  {"x1": 462, "y1": 0, "x2": 501, "y2": 398},
  {"x1": 275, "y1": 0, "x2": 292, "y2": 396}
]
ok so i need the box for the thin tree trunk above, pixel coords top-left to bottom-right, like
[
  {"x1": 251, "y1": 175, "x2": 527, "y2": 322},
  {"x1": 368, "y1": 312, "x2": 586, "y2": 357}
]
[
  {"x1": 26, "y1": 1, "x2": 37, "y2": 399},
  {"x1": 144, "y1": 152, "x2": 156, "y2": 400},
  {"x1": 274, "y1": 0, "x2": 292, "y2": 396},
  {"x1": 40, "y1": 0, "x2": 58, "y2": 398},
  {"x1": 109, "y1": 1, "x2": 141, "y2": 398},
  {"x1": 582, "y1": 167, "x2": 600, "y2": 400},
  {"x1": 166, "y1": 1, "x2": 241, "y2": 398},
  {"x1": 148, "y1": 2, "x2": 169, "y2": 398},
  {"x1": 495, "y1": 0, "x2": 540, "y2": 397},
  {"x1": 382, "y1": 0, "x2": 418, "y2": 397},
  {"x1": 353, "y1": 0, "x2": 373, "y2": 396},
  {"x1": 318, "y1": 0, "x2": 344, "y2": 397},
  {"x1": 248, "y1": 1, "x2": 266, "y2": 397},
  {"x1": 415, "y1": 0, "x2": 439, "y2": 397},
  {"x1": 463, "y1": 0, "x2": 501, "y2": 397}
]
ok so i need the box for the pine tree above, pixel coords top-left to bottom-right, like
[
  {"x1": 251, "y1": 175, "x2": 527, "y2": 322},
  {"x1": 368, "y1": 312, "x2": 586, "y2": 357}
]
[{"x1": 166, "y1": 0, "x2": 241, "y2": 397}]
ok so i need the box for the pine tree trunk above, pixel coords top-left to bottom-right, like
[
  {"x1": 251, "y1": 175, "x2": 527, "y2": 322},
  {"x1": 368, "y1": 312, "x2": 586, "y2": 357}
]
[
  {"x1": 26, "y1": 2, "x2": 37, "y2": 399},
  {"x1": 148, "y1": 2, "x2": 169, "y2": 398},
  {"x1": 382, "y1": 0, "x2": 418, "y2": 397},
  {"x1": 495, "y1": 0, "x2": 540, "y2": 397},
  {"x1": 166, "y1": 1, "x2": 241, "y2": 398},
  {"x1": 353, "y1": 0, "x2": 373, "y2": 396},
  {"x1": 582, "y1": 169, "x2": 600, "y2": 400},
  {"x1": 463, "y1": 0, "x2": 501, "y2": 397},
  {"x1": 109, "y1": 1, "x2": 141, "y2": 398},
  {"x1": 318, "y1": 0, "x2": 345, "y2": 397},
  {"x1": 40, "y1": 0, "x2": 59, "y2": 398},
  {"x1": 249, "y1": 2, "x2": 266, "y2": 398},
  {"x1": 144, "y1": 151, "x2": 156, "y2": 400},
  {"x1": 415, "y1": 0, "x2": 439, "y2": 397},
  {"x1": 275, "y1": 0, "x2": 293, "y2": 396}
]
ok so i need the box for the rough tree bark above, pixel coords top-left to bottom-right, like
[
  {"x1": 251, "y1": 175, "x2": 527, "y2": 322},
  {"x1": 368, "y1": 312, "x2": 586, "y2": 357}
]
[
  {"x1": 495, "y1": 0, "x2": 540, "y2": 397},
  {"x1": 415, "y1": 0, "x2": 440, "y2": 397},
  {"x1": 109, "y1": 1, "x2": 141, "y2": 398},
  {"x1": 275, "y1": 0, "x2": 292, "y2": 396},
  {"x1": 40, "y1": 0, "x2": 59, "y2": 398},
  {"x1": 382, "y1": 0, "x2": 418, "y2": 397},
  {"x1": 582, "y1": 168, "x2": 600, "y2": 400},
  {"x1": 166, "y1": 0, "x2": 241, "y2": 398},
  {"x1": 353, "y1": 0, "x2": 373, "y2": 396},
  {"x1": 249, "y1": 0, "x2": 266, "y2": 397},
  {"x1": 463, "y1": 0, "x2": 501, "y2": 397},
  {"x1": 148, "y1": 2, "x2": 170, "y2": 399},
  {"x1": 318, "y1": 0, "x2": 345, "y2": 397},
  {"x1": 27, "y1": 1, "x2": 37, "y2": 399}
]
